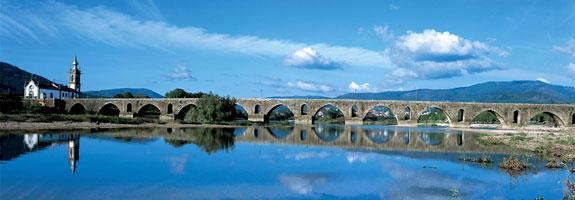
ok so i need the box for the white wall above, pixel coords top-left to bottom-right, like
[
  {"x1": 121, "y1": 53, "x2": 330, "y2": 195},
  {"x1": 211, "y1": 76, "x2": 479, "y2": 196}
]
[{"x1": 24, "y1": 81, "x2": 39, "y2": 99}]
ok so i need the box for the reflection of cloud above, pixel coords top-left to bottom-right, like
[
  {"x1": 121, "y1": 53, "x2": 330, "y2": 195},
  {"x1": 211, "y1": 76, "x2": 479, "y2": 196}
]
[
  {"x1": 285, "y1": 151, "x2": 330, "y2": 160},
  {"x1": 346, "y1": 153, "x2": 372, "y2": 164},
  {"x1": 380, "y1": 161, "x2": 489, "y2": 199},
  {"x1": 279, "y1": 173, "x2": 329, "y2": 195},
  {"x1": 167, "y1": 154, "x2": 190, "y2": 175}
]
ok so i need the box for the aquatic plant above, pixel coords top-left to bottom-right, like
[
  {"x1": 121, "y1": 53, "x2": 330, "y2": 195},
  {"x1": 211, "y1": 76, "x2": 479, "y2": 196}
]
[{"x1": 499, "y1": 155, "x2": 528, "y2": 172}]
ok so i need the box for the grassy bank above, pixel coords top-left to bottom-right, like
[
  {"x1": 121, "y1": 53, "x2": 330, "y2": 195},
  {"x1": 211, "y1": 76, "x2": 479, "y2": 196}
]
[{"x1": 474, "y1": 131, "x2": 575, "y2": 162}]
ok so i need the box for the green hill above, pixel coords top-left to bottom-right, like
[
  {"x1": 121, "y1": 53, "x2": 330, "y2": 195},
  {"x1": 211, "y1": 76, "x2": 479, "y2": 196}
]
[
  {"x1": 0, "y1": 62, "x2": 53, "y2": 95},
  {"x1": 83, "y1": 88, "x2": 163, "y2": 98},
  {"x1": 336, "y1": 81, "x2": 575, "y2": 104}
]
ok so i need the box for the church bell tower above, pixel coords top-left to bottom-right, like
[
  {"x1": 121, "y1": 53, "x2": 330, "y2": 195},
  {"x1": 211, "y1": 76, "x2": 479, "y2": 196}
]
[{"x1": 69, "y1": 56, "x2": 81, "y2": 92}]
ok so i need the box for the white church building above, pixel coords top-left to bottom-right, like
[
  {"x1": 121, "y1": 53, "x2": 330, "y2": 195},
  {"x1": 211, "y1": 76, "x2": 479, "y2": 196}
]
[{"x1": 24, "y1": 56, "x2": 82, "y2": 100}]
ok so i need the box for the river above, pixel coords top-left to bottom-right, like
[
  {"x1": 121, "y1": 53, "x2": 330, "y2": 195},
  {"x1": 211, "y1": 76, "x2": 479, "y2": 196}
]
[{"x1": 0, "y1": 125, "x2": 571, "y2": 199}]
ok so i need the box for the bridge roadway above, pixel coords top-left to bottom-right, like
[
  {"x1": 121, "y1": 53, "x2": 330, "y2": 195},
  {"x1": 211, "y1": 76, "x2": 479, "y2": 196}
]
[{"x1": 58, "y1": 98, "x2": 575, "y2": 130}]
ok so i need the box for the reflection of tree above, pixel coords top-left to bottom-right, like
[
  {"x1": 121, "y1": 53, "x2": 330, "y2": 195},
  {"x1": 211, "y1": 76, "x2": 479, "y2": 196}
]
[{"x1": 164, "y1": 128, "x2": 235, "y2": 154}]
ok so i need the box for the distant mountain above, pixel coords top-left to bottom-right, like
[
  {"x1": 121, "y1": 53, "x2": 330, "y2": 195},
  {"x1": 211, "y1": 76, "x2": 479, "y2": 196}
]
[
  {"x1": 0, "y1": 62, "x2": 53, "y2": 95},
  {"x1": 84, "y1": 88, "x2": 164, "y2": 98},
  {"x1": 336, "y1": 81, "x2": 575, "y2": 104},
  {"x1": 268, "y1": 95, "x2": 330, "y2": 99}
]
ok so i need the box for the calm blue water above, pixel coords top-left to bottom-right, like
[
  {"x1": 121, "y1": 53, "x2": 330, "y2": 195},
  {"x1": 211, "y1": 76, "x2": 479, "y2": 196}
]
[{"x1": 0, "y1": 125, "x2": 571, "y2": 199}]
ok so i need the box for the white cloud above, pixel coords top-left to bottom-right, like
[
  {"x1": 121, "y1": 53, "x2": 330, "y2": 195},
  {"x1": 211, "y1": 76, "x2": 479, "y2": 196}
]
[
  {"x1": 568, "y1": 63, "x2": 575, "y2": 75},
  {"x1": 287, "y1": 81, "x2": 333, "y2": 93},
  {"x1": 373, "y1": 25, "x2": 394, "y2": 41},
  {"x1": 165, "y1": 64, "x2": 196, "y2": 81},
  {"x1": 397, "y1": 29, "x2": 490, "y2": 58},
  {"x1": 554, "y1": 38, "x2": 575, "y2": 58},
  {"x1": 535, "y1": 77, "x2": 550, "y2": 84},
  {"x1": 348, "y1": 81, "x2": 378, "y2": 92},
  {"x1": 127, "y1": 0, "x2": 165, "y2": 21},
  {"x1": 284, "y1": 47, "x2": 342, "y2": 70},
  {"x1": 389, "y1": 4, "x2": 400, "y2": 10},
  {"x1": 0, "y1": 2, "x2": 392, "y2": 68},
  {"x1": 385, "y1": 29, "x2": 507, "y2": 84}
]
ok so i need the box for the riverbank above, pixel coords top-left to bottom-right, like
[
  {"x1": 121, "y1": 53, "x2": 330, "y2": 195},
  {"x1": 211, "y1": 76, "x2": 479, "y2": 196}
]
[{"x1": 474, "y1": 131, "x2": 575, "y2": 162}]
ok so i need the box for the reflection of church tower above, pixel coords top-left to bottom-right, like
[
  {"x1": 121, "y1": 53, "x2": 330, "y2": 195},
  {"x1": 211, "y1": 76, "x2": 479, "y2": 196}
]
[
  {"x1": 68, "y1": 56, "x2": 81, "y2": 93},
  {"x1": 68, "y1": 137, "x2": 80, "y2": 173}
]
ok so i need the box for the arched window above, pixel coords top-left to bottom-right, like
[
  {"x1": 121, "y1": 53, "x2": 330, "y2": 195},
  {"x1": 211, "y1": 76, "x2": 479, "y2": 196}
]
[
  {"x1": 126, "y1": 103, "x2": 132, "y2": 112},
  {"x1": 351, "y1": 105, "x2": 358, "y2": 118},
  {"x1": 403, "y1": 107, "x2": 411, "y2": 120},
  {"x1": 167, "y1": 104, "x2": 173, "y2": 114},
  {"x1": 572, "y1": 113, "x2": 575, "y2": 125},
  {"x1": 457, "y1": 109, "x2": 464, "y2": 122},
  {"x1": 254, "y1": 105, "x2": 261, "y2": 114},
  {"x1": 301, "y1": 104, "x2": 308, "y2": 115},
  {"x1": 513, "y1": 110, "x2": 519, "y2": 124}
]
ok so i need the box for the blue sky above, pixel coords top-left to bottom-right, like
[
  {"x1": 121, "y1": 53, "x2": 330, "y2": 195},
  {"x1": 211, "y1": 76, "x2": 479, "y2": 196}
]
[{"x1": 1, "y1": 0, "x2": 574, "y2": 97}]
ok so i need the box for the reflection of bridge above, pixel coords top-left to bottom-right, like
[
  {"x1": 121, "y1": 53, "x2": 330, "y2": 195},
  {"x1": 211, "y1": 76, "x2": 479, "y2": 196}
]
[
  {"x1": 89, "y1": 126, "x2": 510, "y2": 154},
  {"x1": 60, "y1": 98, "x2": 575, "y2": 129}
]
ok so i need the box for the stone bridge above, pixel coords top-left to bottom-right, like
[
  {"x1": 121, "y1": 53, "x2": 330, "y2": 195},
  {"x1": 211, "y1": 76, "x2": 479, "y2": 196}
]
[{"x1": 60, "y1": 98, "x2": 575, "y2": 129}]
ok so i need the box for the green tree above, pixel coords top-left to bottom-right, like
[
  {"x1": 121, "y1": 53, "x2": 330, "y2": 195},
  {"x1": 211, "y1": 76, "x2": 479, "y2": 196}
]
[
  {"x1": 165, "y1": 88, "x2": 188, "y2": 98},
  {"x1": 183, "y1": 92, "x2": 237, "y2": 123},
  {"x1": 165, "y1": 88, "x2": 207, "y2": 98}
]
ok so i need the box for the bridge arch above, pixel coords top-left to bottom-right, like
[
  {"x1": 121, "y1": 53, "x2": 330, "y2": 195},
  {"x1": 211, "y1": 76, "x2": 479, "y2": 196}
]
[
  {"x1": 234, "y1": 103, "x2": 248, "y2": 120},
  {"x1": 362, "y1": 105, "x2": 399, "y2": 125},
  {"x1": 470, "y1": 109, "x2": 506, "y2": 126},
  {"x1": 312, "y1": 104, "x2": 345, "y2": 124},
  {"x1": 69, "y1": 103, "x2": 86, "y2": 114},
  {"x1": 265, "y1": 104, "x2": 294, "y2": 123},
  {"x1": 417, "y1": 106, "x2": 452, "y2": 125},
  {"x1": 98, "y1": 103, "x2": 120, "y2": 116},
  {"x1": 176, "y1": 104, "x2": 197, "y2": 120},
  {"x1": 135, "y1": 104, "x2": 161, "y2": 118},
  {"x1": 529, "y1": 111, "x2": 565, "y2": 127}
]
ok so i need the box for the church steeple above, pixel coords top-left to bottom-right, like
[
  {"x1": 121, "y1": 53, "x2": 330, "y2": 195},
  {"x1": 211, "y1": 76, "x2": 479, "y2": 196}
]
[
  {"x1": 72, "y1": 55, "x2": 79, "y2": 68},
  {"x1": 69, "y1": 55, "x2": 81, "y2": 93}
]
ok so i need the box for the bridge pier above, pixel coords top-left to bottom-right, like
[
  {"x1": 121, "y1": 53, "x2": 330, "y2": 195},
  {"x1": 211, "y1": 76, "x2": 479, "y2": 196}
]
[
  {"x1": 294, "y1": 115, "x2": 312, "y2": 124},
  {"x1": 160, "y1": 114, "x2": 175, "y2": 121},
  {"x1": 248, "y1": 114, "x2": 265, "y2": 123},
  {"x1": 397, "y1": 120, "x2": 418, "y2": 126},
  {"x1": 119, "y1": 112, "x2": 134, "y2": 118},
  {"x1": 345, "y1": 117, "x2": 363, "y2": 125}
]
